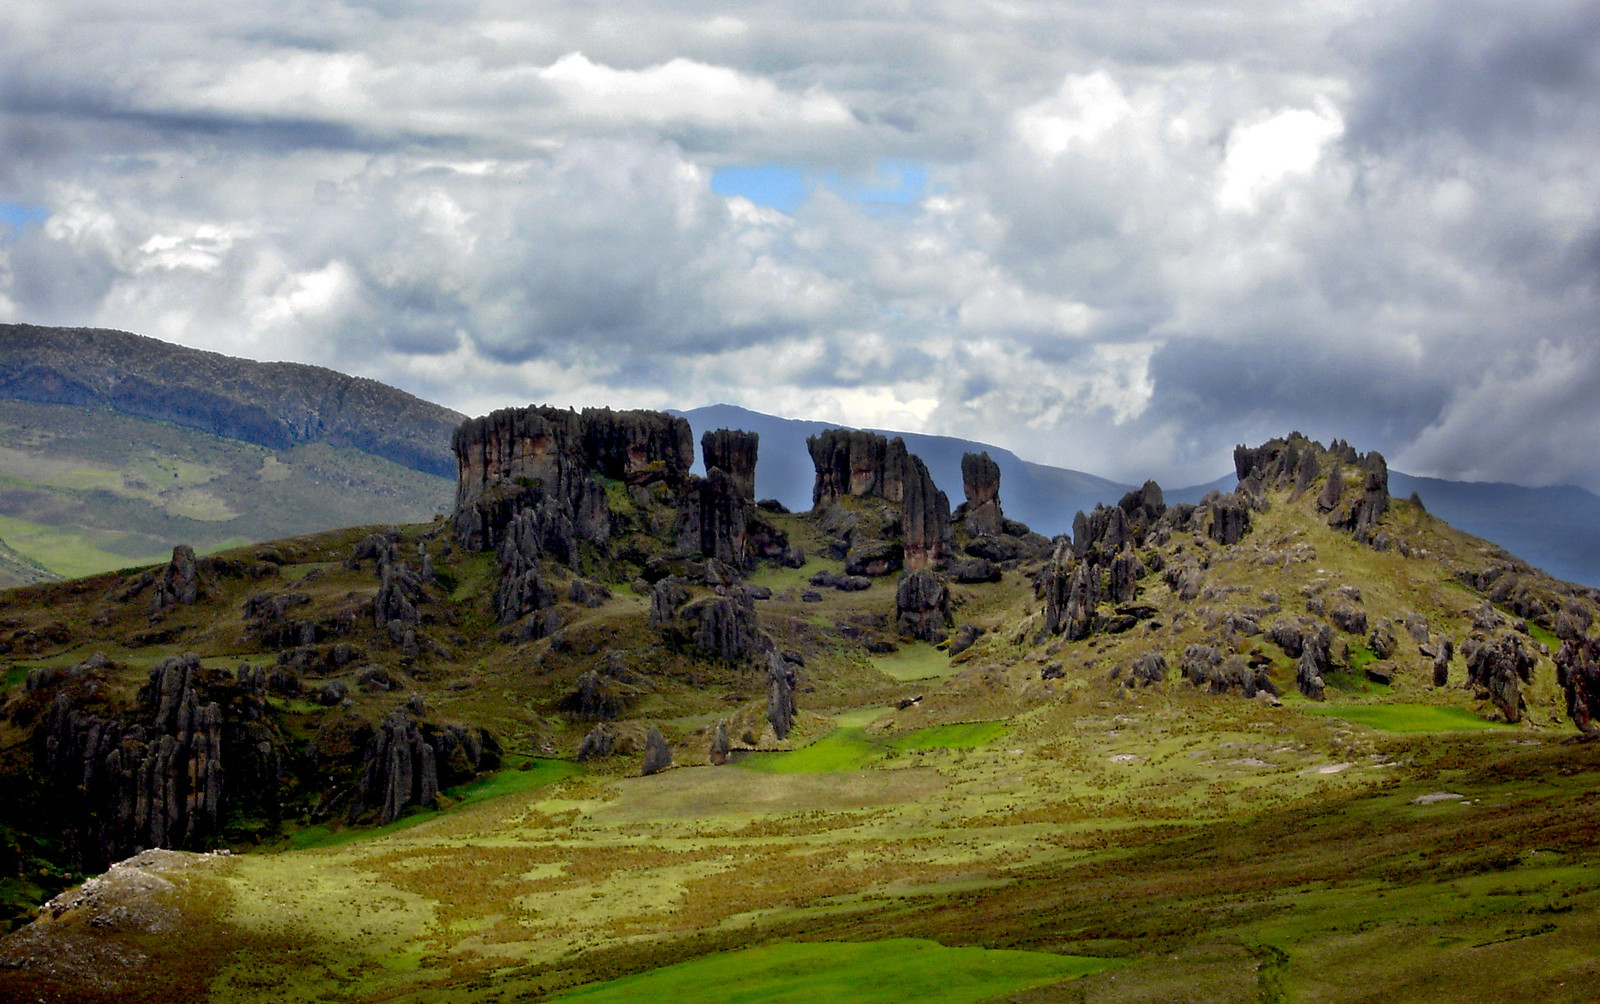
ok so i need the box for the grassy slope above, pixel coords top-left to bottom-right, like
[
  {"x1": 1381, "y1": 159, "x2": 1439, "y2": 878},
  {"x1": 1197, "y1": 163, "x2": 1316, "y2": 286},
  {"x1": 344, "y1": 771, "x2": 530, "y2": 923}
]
[
  {"x1": 1, "y1": 467, "x2": 1598, "y2": 1003},
  {"x1": 0, "y1": 400, "x2": 452, "y2": 578}
]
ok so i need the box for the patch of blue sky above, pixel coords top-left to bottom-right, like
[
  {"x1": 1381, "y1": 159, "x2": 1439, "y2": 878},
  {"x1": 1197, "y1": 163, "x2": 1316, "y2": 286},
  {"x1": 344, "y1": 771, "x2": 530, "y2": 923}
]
[
  {"x1": 0, "y1": 202, "x2": 49, "y2": 240},
  {"x1": 711, "y1": 160, "x2": 929, "y2": 215}
]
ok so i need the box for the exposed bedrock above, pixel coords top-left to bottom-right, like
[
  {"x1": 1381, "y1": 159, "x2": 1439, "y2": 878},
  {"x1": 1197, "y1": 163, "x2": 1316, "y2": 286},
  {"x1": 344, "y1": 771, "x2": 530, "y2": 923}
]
[
  {"x1": 895, "y1": 567, "x2": 952, "y2": 643},
  {"x1": 702, "y1": 428, "x2": 759, "y2": 502},
  {"x1": 452, "y1": 404, "x2": 690, "y2": 551},
  {"x1": 26, "y1": 654, "x2": 280, "y2": 871},
  {"x1": 766, "y1": 651, "x2": 799, "y2": 740},
  {"x1": 1043, "y1": 544, "x2": 1101, "y2": 642},
  {"x1": 960, "y1": 451, "x2": 1003, "y2": 538},
  {"x1": 1463, "y1": 633, "x2": 1536, "y2": 723}
]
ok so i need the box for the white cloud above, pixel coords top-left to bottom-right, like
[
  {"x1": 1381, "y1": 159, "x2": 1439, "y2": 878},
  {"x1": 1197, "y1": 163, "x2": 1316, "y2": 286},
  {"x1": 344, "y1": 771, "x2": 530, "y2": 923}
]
[{"x1": 1218, "y1": 97, "x2": 1345, "y2": 212}]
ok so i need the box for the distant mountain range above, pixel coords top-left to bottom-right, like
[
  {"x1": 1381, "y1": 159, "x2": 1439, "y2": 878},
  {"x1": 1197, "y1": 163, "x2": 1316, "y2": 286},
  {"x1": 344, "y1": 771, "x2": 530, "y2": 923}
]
[{"x1": 0, "y1": 325, "x2": 1594, "y2": 589}]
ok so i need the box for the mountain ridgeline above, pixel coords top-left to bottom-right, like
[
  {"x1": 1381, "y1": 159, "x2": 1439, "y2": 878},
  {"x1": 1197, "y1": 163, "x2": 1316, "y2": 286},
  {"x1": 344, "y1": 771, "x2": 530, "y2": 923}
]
[{"x1": 0, "y1": 324, "x2": 464, "y2": 477}]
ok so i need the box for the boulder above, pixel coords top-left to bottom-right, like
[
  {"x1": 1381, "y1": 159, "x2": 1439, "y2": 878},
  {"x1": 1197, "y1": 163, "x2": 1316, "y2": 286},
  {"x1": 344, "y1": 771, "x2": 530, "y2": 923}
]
[
  {"x1": 1555, "y1": 636, "x2": 1600, "y2": 734},
  {"x1": 1463, "y1": 634, "x2": 1536, "y2": 723},
  {"x1": 641, "y1": 727, "x2": 672, "y2": 776}
]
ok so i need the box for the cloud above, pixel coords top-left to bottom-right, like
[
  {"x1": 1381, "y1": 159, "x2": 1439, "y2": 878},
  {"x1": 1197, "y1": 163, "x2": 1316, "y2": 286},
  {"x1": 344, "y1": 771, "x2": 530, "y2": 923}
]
[{"x1": 1, "y1": 0, "x2": 1599, "y2": 493}]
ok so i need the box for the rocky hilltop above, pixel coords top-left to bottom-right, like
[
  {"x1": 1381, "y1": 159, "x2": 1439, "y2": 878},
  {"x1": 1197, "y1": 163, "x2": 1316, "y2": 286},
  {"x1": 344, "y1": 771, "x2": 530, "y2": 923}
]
[
  {"x1": 0, "y1": 324, "x2": 464, "y2": 477},
  {"x1": 4, "y1": 411, "x2": 1600, "y2": 1001}
]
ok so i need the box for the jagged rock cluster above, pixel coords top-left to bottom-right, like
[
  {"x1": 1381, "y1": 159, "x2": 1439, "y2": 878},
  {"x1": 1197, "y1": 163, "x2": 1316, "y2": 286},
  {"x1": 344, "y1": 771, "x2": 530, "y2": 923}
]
[
  {"x1": 21, "y1": 655, "x2": 278, "y2": 870},
  {"x1": 806, "y1": 429, "x2": 952, "y2": 572},
  {"x1": 1235, "y1": 434, "x2": 1392, "y2": 547},
  {"x1": 895, "y1": 568, "x2": 952, "y2": 643},
  {"x1": 350, "y1": 701, "x2": 501, "y2": 824}
]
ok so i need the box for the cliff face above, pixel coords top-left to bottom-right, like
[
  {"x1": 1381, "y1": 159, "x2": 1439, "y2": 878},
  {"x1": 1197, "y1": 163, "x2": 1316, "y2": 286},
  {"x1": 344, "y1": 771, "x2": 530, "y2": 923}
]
[{"x1": 0, "y1": 324, "x2": 464, "y2": 477}]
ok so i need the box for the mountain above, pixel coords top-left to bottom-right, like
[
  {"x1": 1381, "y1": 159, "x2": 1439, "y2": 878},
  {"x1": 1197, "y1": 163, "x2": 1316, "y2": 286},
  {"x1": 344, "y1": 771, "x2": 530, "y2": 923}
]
[
  {"x1": 0, "y1": 324, "x2": 465, "y2": 477},
  {"x1": 0, "y1": 326, "x2": 460, "y2": 578},
  {"x1": 2, "y1": 416, "x2": 1597, "y2": 1002},
  {"x1": 680, "y1": 404, "x2": 1600, "y2": 588}
]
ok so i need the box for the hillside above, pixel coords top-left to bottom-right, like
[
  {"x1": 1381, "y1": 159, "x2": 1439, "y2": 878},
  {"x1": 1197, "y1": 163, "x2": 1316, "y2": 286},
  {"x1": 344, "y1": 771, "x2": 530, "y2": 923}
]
[
  {"x1": 0, "y1": 325, "x2": 466, "y2": 477},
  {"x1": 0, "y1": 399, "x2": 454, "y2": 577},
  {"x1": 1, "y1": 414, "x2": 1597, "y2": 1003}
]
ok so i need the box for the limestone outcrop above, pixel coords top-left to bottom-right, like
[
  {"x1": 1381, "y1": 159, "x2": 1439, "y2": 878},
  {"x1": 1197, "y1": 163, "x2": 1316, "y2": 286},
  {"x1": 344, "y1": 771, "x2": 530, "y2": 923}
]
[
  {"x1": 895, "y1": 567, "x2": 952, "y2": 643},
  {"x1": 452, "y1": 404, "x2": 691, "y2": 552},
  {"x1": 806, "y1": 428, "x2": 951, "y2": 572},
  {"x1": 702, "y1": 428, "x2": 759, "y2": 501},
  {"x1": 960, "y1": 452, "x2": 1003, "y2": 538}
]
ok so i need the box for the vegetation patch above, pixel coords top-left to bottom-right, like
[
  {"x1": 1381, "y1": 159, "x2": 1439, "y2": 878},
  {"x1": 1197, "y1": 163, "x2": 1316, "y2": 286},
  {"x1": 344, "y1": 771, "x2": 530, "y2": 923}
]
[
  {"x1": 870, "y1": 644, "x2": 956, "y2": 682},
  {"x1": 886, "y1": 721, "x2": 1006, "y2": 751},
  {"x1": 1304, "y1": 704, "x2": 1510, "y2": 733},
  {"x1": 740, "y1": 729, "x2": 886, "y2": 773},
  {"x1": 552, "y1": 938, "x2": 1121, "y2": 1003}
]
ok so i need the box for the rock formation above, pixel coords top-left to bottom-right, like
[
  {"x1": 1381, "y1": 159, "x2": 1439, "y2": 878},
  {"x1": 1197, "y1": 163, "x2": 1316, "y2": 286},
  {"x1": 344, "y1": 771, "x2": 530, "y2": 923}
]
[
  {"x1": 900, "y1": 452, "x2": 952, "y2": 570},
  {"x1": 1555, "y1": 635, "x2": 1600, "y2": 734},
  {"x1": 150, "y1": 545, "x2": 201, "y2": 616},
  {"x1": 25, "y1": 654, "x2": 279, "y2": 870},
  {"x1": 806, "y1": 428, "x2": 951, "y2": 572},
  {"x1": 641, "y1": 727, "x2": 672, "y2": 775},
  {"x1": 895, "y1": 567, "x2": 952, "y2": 643},
  {"x1": 678, "y1": 467, "x2": 750, "y2": 568},
  {"x1": 452, "y1": 404, "x2": 691, "y2": 552},
  {"x1": 350, "y1": 706, "x2": 500, "y2": 824},
  {"x1": 702, "y1": 428, "x2": 759, "y2": 501},
  {"x1": 807, "y1": 429, "x2": 909, "y2": 507},
  {"x1": 960, "y1": 452, "x2": 1003, "y2": 537},
  {"x1": 1463, "y1": 634, "x2": 1536, "y2": 723},
  {"x1": 767, "y1": 651, "x2": 799, "y2": 740}
]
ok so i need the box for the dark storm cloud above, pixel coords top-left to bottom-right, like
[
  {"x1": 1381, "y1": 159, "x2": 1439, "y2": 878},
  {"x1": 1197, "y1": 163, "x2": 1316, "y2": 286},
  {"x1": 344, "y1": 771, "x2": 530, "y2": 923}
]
[{"x1": 1343, "y1": 0, "x2": 1600, "y2": 150}]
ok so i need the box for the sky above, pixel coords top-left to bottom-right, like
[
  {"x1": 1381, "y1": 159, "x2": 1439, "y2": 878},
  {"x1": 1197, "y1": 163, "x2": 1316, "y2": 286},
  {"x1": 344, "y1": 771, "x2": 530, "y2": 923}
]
[{"x1": 2, "y1": 0, "x2": 1598, "y2": 490}]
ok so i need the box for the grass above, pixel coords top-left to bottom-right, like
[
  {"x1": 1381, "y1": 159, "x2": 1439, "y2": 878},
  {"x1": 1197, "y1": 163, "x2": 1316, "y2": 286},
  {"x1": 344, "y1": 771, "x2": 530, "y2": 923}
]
[
  {"x1": 0, "y1": 513, "x2": 167, "y2": 579},
  {"x1": 740, "y1": 722, "x2": 1007, "y2": 773},
  {"x1": 870, "y1": 643, "x2": 957, "y2": 682},
  {"x1": 1304, "y1": 704, "x2": 1511, "y2": 733},
  {"x1": 1, "y1": 666, "x2": 27, "y2": 694},
  {"x1": 552, "y1": 939, "x2": 1122, "y2": 1003},
  {"x1": 1527, "y1": 622, "x2": 1559, "y2": 650},
  {"x1": 886, "y1": 721, "x2": 1007, "y2": 751}
]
